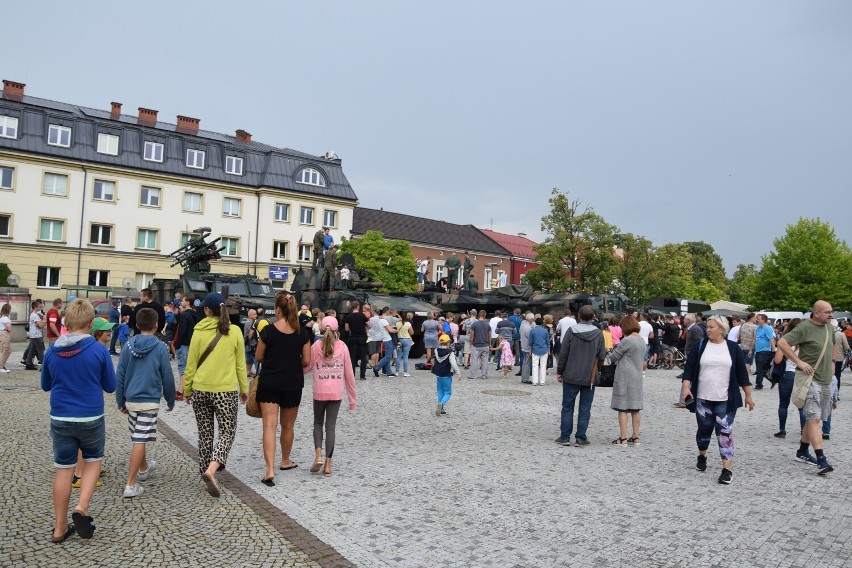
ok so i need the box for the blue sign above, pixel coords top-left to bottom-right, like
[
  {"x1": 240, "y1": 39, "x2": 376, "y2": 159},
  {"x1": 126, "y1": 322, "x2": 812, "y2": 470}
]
[{"x1": 269, "y1": 266, "x2": 289, "y2": 280}]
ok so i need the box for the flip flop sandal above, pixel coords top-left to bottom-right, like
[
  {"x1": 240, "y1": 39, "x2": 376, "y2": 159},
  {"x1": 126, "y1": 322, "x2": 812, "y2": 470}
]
[
  {"x1": 261, "y1": 477, "x2": 275, "y2": 487},
  {"x1": 71, "y1": 511, "x2": 95, "y2": 539},
  {"x1": 279, "y1": 463, "x2": 298, "y2": 471},
  {"x1": 611, "y1": 438, "x2": 628, "y2": 445},
  {"x1": 51, "y1": 525, "x2": 76, "y2": 543},
  {"x1": 310, "y1": 460, "x2": 323, "y2": 474},
  {"x1": 201, "y1": 473, "x2": 220, "y2": 498}
]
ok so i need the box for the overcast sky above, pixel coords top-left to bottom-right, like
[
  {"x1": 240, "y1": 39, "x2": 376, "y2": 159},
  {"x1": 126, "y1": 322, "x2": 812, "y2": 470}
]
[{"x1": 6, "y1": 1, "x2": 851, "y2": 274}]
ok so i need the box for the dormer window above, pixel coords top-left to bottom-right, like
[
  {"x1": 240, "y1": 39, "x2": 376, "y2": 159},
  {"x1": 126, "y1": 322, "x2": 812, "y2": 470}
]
[
  {"x1": 297, "y1": 167, "x2": 325, "y2": 187},
  {"x1": 48, "y1": 124, "x2": 72, "y2": 147},
  {"x1": 0, "y1": 116, "x2": 18, "y2": 139},
  {"x1": 186, "y1": 148, "x2": 205, "y2": 169}
]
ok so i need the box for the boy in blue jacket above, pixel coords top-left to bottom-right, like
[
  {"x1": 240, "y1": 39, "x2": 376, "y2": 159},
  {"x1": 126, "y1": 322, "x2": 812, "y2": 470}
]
[
  {"x1": 115, "y1": 308, "x2": 175, "y2": 498},
  {"x1": 41, "y1": 299, "x2": 116, "y2": 543}
]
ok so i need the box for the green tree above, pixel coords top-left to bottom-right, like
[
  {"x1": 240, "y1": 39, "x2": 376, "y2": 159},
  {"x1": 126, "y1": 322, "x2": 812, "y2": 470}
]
[
  {"x1": 683, "y1": 241, "x2": 729, "y2": 297},
  {"x1": 338, "y1": 230, "x2": 417, "y2": 293},
  {"x1": 751, "y1": 218, "x2": 852, "y2": 311},
  {"x1": 613, "y1": 233, "x2": 657, "y2": 305},
  {"x1": 728, "y1": 263, "x2": 759, "y2": 306},
  {"x1": 649, "y1": 243, "x2": 697, "y2": 299},
  {"x1": 0, "y1": 263, "x2": 11, "y2": 287},
  {"x1": 525, "y1": 188, "x2": 619, "y2": 292}
]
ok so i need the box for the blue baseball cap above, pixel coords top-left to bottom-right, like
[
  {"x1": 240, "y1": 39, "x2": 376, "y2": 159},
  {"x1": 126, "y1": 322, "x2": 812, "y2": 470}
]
[{"x1": 201, "y1": 293, "x2": 226, "y2": 311}]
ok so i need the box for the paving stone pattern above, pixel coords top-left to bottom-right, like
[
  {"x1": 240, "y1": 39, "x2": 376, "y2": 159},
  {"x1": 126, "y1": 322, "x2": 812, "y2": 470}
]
[{"x1": 3, "y1": 340, "x2": 851, "y2": 567}]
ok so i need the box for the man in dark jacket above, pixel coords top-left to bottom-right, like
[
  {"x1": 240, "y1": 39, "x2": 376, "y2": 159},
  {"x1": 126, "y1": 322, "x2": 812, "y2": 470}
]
[
  {"x1": 174, "y1": 294, "x2": 199, "y2": 400},
  {"x1": 129, "y1": 288, "x2": 166, "y2": 337},
  {"x1": 108, "y1": 298, "x2": 122, "y2": 355},
  {"x1": 556, "y1": 305, "x2": 607, "y2": 446}
]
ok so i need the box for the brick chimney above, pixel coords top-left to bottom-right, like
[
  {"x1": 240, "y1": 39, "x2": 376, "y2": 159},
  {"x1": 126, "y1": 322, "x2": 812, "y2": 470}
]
[
  {"x1": 2, "y1": 80, "x2": 25, "y2": 101},
  {"x1": 137, "y1": 107, "x2": 158, "y2": 126},
  {"x1": 176, "y1": 115, "x2": 200, "y2": 135},
  {"x1": 110, "y1": 102, "x2": 122, "y2": 120},
  {"x1": 235, "y1": 129, "x2": 252, "y2": 144}
]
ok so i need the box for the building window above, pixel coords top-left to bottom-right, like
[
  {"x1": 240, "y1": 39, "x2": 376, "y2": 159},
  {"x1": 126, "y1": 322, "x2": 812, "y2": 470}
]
[
  {"x1": 37, "y1": 266, "x2": 61, "y2": 288},
  {"x1": 39, "y1": 219, "x2": 64, "y2": 242},
  {"x1": 43, "y1": 173, "x2": 68, "y2": 196},
  {"x1": 88, "y1": 270, "x2": 109, "y2": 287},
  {"x1": 0, "y1": 166, "x2": 12, "y2": 190},
  {"x1": 496, "y1": 270, "x2": 507, "y2": 287},
  {"x1": 186, "y1": 148, "x2": 205, "y2": 169},
  {"x1": 323, "y1": 210, "x2": 337, "y2": 228},
  {"x1": 298, "y1": 244, "x2": 312, "y2": 263},
  {"x1": 140, "y1": 185, "x2": 160, "y2": 207},
  {"x1": 300, "y1": 206, "x2": 314, "y2": 225},
  {"x1": 225, "y1": 156, "x2": 243, "y2": 175},
  {"x1": 48, "y1": 124, "x2": 72, "y2": 147},
  {"x1": 89, "y1": 224, "x2": 112, "y2": 246},
  {"x1": 135, "y1": 272, "x2": 153, "y2": 290},
  {"x1": 272, "y1": 241, "x2": 288, "y2": 260},
  {"x1": 143, "y1": 141, "x2": 164, "y2": 162},
  {"x1": 137, "y1": 228, "x2": 158, "y2": 250},
  {"x1": 297, "y1": 167, "x2": 325, "y2": 187},
  {"x1": 180, "y1": 232, "x2": 193, "y2": 247},
  {"x1": 484, "y1": 268, "x2": 493, "y2": 291},
  {"x1": 222, "y1": 197, "x2": 241, "y2": 217},
  {"x1": 274, "y1": 203, "x2": 289, "y2": 222},
  {"x1": 183, "y1": 192, "x2": 202, "y2": 213},
  {"x1": 435, "y1": 264, "x2": 445, "y2": 283},
  {"x1": 0, "y1": 214, "x2": 9, "y2": 237},
  {"x1": 0, "y1": 116, "x2": 18, "y2": 139},
  {"x1": 96, "y1": 133, "x2": 119, "y2": 155},
  {"x1": 220, "y1": 237, "x2": 239, "y2": 256},
  {"x1": 93, "y1": 179, "x2": 115, "y2": 201}
]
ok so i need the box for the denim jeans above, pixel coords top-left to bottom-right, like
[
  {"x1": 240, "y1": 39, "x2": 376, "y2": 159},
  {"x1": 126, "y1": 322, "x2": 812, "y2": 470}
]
[
  {"x1": 176, "y1": 345, "x2": 189, "y2": 376},
  {"x1": 436, "y1": 376, "x2": 452, "y2": 405},
  {"x1": 375, "y1": 340, "x2": 395, "y2": 375},
  {"x1": 560, "y1": 383, "x2": 595, "y2": 441},
  {"x1": 396, "y1": 338, "x2": 413, "y2": 374},
  {"x1": 50, "y1": 416, "x2": 106, "y2": 468},
  {"x1": 778, "y1": 370, "x2": 794, "y2": 431},
  {"x1": 754, "y1": 351, "x2": 773, "y2": 387}
]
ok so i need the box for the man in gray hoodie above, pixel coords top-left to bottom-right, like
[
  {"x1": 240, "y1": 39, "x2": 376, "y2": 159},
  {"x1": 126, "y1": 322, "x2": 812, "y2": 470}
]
[{"x1": 555, "y1": 305, "x2": 607, "y2": 446}]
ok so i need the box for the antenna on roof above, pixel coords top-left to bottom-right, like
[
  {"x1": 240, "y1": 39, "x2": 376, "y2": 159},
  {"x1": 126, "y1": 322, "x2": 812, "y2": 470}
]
[{"x1": 325, "y1": 150, "x2": 338, "y2": 160}]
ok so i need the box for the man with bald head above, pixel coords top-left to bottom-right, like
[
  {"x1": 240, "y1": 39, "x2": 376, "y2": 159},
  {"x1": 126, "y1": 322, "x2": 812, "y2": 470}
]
[{"x1": 776, "y1": 300, "x2": 838, "y2": 475}]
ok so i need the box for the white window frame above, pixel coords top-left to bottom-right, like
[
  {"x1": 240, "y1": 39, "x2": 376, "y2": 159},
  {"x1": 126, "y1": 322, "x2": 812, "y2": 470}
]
[
  {"x1": 135, "y1": 272, "x2": 154, "y2": 290},
  {"x1": 48, "y1": 124, "x2": 72, "y2": 147},
  {"x1": 496, "y1": 269, "x2": 507, "y2": 287},
  {"x1": 180, "y1": 232, "x2": 193, "y2": 247},
  {"x1": 186, "y1": 148, "x2": 205, "y2": 169},
  {"x1": 225, "y1": 155, "x2": 243, "y2": 175},
  {"x1": 300, "y1": 206, "x2": 314, "y2": 225},
  {"x1": 37, "y1": 266, "x2": 61, "y2": 288},
  {"x1": 0, "y1": 116, "x2": 18, "y2": 139},
  {"x1": 93, "y1": 179, "x2": 115, "y2": 202},
  {"x1": 298, "y1": 244, "x2": 312, "y2": 262},
  {"x1": 435, "y1": 264, "x2": 445, "y2": 283},
  {"x1": 88, "y1": 269, "x2": 109, "y2": 287},
  {"x1": 272, "y1": 240, "x2": 288, "y2": 260},
  {"x1": 484, "y1": 268, "x2": 493, "y2": 291},
  {"x1": 298, "y1": 167, "x2": 325, "y2": 187},
  {"x1": 96, "y1": 133, "x2": 119, "y2": 155},
  {"x1": 89, "y1": 223, "x2": 112, "y2": 246},
  {"x1": 182, "y1": 192, "x2": 203, "y2": 213},
  {"x1": 220, "y1": 237, "x2": 239, "y2": 257},
  {"x1": 0, "y1": 213, "x2": 10, "y2": 237},
  {"x1": 143, "y1": 141, "x2": 164, "y2": 162},
  {"x1": 136, "y1": 228, "x2": 158, "y2": 250},
  {"x1": 43, "y1": 173, "x2": 68, "y2": 196},
  {"x1": 222, "y1": 197, "x2": 241, "y2": 218},
  {"x1": 140, "y1": 185, "x2": 160, "y2": 208},
  {"x1": 0, "y1": 166, "x2": 13, "y2": 190},
  {"x1": 39, "y1": 219, "x2": 64, "y2": 242},
  {"x1": 274, "y1": 202, "x2": 289, "y2": 222},
  {"x1": 323, "y1": 210, "x2": 337, "y2": 228}
]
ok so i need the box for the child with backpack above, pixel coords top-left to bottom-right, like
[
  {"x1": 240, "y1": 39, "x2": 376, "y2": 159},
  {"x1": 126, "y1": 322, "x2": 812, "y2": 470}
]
[{"x1": 432, "y1": 334, "x2": 460, "y2": 416}]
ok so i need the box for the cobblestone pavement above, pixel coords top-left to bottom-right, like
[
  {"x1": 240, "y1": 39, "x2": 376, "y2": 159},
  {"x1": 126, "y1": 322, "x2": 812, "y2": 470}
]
[
  {"x1": 0, "y1": 344, "x2": 349, "y2": 568},
  {"x1": 4, "y1": 341, "x2": 851, "y2": 567}
]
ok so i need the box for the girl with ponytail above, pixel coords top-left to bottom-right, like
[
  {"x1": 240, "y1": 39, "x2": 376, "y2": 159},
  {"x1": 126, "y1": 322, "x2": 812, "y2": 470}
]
[{"x1": 305, "y1": 315, "x2": 356, "y2": 477}]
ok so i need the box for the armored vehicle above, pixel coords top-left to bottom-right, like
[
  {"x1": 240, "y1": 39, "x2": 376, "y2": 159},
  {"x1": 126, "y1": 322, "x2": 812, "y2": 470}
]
[{"x1": 150, "y1": 227, "x2": 276, "y2": 324}]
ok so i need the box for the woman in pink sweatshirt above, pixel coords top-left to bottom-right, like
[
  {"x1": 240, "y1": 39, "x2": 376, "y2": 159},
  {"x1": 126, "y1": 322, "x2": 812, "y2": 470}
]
[{"x1": 307, "y1": 316, "x2": 356, "y2": 477}]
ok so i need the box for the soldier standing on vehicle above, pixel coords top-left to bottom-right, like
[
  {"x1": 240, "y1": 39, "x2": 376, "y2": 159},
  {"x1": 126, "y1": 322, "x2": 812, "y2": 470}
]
[
  {"x1": 321, "y1": 245, "x2": 338, "y2": 291},
  {"x1": 445, "y1": 253, "x2": 461, "y2": 292},
  {"x1": 312, "y1": 227, "x2": 326, "y2": 268},
  {"x1": 462, "y1": 253, "x2": 474, "y2": 292}
]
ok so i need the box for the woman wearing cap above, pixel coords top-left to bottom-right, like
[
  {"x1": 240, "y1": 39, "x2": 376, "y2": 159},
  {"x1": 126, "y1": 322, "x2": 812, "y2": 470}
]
[
  {"x1": 183, "y1": 293, "x2": 248, "y2": 497},
  {"x1": 254, "y1": 292, "x2": 311, "y2": 486},
  {"x1": 305, "y1": 316, "x2": 356, "y2": 477}
]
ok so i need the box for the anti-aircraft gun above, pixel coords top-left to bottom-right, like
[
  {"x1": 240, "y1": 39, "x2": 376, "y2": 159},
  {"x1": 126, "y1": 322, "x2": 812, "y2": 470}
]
[{"x1": 150, "y1": 227, "x2": 276, "y2": 324}]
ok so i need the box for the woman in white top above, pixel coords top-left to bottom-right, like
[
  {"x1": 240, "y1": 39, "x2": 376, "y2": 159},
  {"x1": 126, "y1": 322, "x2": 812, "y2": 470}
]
[
  {"x1": 0, "y1": 304, "x2": 11, "y2": 372},
  {"x1": 681, "y1": 315, "x2": 754, "y2": 485}
]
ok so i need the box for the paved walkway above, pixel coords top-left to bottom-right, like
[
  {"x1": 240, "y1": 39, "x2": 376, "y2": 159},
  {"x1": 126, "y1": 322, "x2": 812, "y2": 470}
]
[{"x1": 2, "y1": 340, "x2": 851, "y2": 567}]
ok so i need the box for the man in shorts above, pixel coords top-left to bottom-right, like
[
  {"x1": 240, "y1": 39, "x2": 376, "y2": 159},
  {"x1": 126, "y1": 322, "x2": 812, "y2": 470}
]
[{"x1": 776, "y1": 300, "x2": 837, "y2": 474}]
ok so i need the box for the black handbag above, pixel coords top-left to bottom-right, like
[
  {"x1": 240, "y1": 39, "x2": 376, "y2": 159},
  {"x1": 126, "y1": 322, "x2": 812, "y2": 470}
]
[{"x1": 595, "y1": 364, "x2": 616, "y2": 388}]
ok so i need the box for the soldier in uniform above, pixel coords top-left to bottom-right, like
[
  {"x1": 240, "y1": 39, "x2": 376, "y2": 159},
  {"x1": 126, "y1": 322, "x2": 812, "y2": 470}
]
[
  {"x1": 321, "y1": 244, "x2": 339, "y2": 291},
  {"x1": 462, "y1": 252, "x2": 475, "y2": 292},
  {"x1": 444, "y1": 253, "x2": 461, "y2": 293},
  {"x1": 312, "y1": 227, "x2": 326, "y2": 268},
  {"x1": 466, "y1": 275, "x2": 479, "y2": 294}
]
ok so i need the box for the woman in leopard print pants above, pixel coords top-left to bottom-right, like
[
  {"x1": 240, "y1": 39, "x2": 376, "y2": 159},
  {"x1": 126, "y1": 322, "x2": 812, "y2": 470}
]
[{"x1": 183, "y1": 293, "x2": 248, "y2": 497}]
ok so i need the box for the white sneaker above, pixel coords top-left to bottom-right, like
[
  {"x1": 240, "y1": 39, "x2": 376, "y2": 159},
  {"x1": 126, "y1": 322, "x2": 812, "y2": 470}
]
[
  {"x1": 403, "y1": 373, "x2": 411, "y2": 377},
  {"x1": 123, "y1": 484, "x2": 144, "y2": 498},
  {"x1": 136, "y1": 460, "x2": 157, "y2": 481},
  {"x1": 0, "y1": 368, "x2": 9, "y2": 373}
]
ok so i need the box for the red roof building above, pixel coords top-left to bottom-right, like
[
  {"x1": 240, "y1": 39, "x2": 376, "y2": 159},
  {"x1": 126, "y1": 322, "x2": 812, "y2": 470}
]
[{"x1": 479, "y1": 229, "x2": 540, "y2": 286}]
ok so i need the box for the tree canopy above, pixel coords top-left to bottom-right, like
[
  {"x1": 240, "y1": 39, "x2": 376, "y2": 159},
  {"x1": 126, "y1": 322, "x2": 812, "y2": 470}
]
[{"x1": 338, "y1": 230, "x2": 417, "y2": 293}]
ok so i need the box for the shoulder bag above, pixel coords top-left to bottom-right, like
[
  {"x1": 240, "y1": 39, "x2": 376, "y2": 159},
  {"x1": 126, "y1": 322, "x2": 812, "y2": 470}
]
[
  {"x1": 196, "y1": 332, "x2": 222, "y2": 370},
  {"x1": 791, "y1": 326, "x2": 832, "y2": 409}
]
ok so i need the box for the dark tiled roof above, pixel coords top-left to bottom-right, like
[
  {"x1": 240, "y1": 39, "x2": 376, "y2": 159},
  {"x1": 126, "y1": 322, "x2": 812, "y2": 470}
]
[
  {"x1": 352, "y1": 207, "x2": 511, "y2": 257},
  {"x1": 479, "y1": 229, "x2": 538, "y2": 260},
  {"x1": 0, "y1": 92, "x2": 357, "y2": 201}
]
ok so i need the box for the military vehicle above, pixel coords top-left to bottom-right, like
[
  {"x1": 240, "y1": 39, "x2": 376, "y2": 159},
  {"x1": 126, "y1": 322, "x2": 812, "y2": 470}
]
[
  {"x1": 289, "y1": 254, "x2": 439, "y2": 358},
  {"x1": 149, "y1": 227, "x2": 276, "y2": 324}
]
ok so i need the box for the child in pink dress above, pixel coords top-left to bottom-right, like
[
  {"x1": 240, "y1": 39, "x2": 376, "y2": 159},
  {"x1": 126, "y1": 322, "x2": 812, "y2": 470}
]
[{"x1": 497, "y1": 336, "x2": 514, "y2": 379}]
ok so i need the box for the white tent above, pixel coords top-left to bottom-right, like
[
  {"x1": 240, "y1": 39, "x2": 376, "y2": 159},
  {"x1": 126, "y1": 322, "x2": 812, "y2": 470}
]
[{"x1": 710, "y1": 300, "x2": 750, "y2": 312}]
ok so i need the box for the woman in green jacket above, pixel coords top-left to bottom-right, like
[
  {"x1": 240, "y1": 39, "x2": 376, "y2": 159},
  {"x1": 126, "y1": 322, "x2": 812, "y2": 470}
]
[{"x1": 183, "y1": 293, "x2": 248, "y2": 497}]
